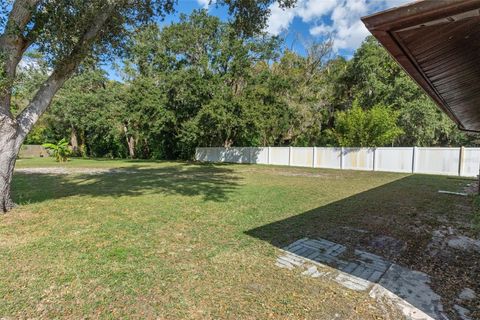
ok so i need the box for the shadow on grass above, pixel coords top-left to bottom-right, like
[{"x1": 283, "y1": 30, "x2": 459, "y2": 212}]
[
  {"x1": 12, "y1": 163, "x2": 241, "y2": 204},
  {"x1": 246, "y1": 175, "x2": 479, "y2": 319}
]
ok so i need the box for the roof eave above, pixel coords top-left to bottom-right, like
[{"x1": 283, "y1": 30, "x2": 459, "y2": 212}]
[{"x1": 362, "y1": 0, "x2": 480, "y2": 132}]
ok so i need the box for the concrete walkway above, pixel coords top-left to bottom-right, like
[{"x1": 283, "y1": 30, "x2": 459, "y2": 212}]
[{"x1": 276, "y1": 238, "x2": 459, "y2": 320}]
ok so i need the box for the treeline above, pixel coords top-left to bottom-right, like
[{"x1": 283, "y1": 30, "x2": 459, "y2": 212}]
[{"x1": 16, "y1": 10, "x2": 478, "y2": 160}]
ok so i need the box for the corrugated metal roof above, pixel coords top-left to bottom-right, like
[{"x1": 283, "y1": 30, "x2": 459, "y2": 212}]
[{"x1": 362, "y1": 0, "x2": 480, "y2": 132}]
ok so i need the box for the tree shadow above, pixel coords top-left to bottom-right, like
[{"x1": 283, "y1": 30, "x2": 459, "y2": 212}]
[
  {"x1": 12, "y1": 163, "x2": 241, "y2": 204},
  {"x1": 245, "y1": 175, "x2": 480, "y2": 319},
  {"x1": 195, "y1": 147, "x2": 265, "y2": 164}
]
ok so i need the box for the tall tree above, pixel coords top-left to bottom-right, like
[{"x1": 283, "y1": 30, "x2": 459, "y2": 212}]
[
  {"x1": 46, "y1": 69, "x2": 127, "y2": 158},
  {"x1": 342, "y1": 36, "x2": 471, "y2": 147},
  {"x1": 121, "y1": 10, "x2": 285, "y2": 158},
  {"x1": 0, "y1": 0, "x2": 296, "y2": 212}
]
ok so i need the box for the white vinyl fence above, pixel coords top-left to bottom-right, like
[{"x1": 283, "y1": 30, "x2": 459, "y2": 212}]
[{"x1": 195, "y1": 146, "x2": 480, "y2": 177}]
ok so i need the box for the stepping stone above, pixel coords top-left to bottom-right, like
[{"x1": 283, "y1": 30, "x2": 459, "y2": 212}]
[
  {"x1": 458, "y1": 288, "x2": 476, "y2": 301},
  {"x1": 334, "y1": 273, "x2": 371, "y2": 291},
  {"x1": 453, "y1": 304, "x2": 472, "y2": 320}
]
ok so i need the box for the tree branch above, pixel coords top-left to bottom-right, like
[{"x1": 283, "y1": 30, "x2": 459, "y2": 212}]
[
  {"x1": 16, "y1": 4, "x2": 116, "y2": 138},
  {"x1": 0, "y1": 0, "x2": 39, "y2": 43},
  {"x1": 0, "y1": 0, "x2": 40, "y2": 118}
]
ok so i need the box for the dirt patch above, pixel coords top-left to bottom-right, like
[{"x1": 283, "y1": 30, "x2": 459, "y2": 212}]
[
  {"x1": 369, "y1": 235, "x2": 406, "y2": 254},
  {"x1": 276, "y1": 171, "x2": 338, "y2": 178},
  {"x1": 15, "y1": 167, "x2": 137, "y2": 175},
  {"x1": 428, "y1": 227, "x2": 480, "y2": 254},
  {"x1": 314, "y1": 181, "x2": 480, "y2": 319},
  {"x1": 464, "y1": 180, "x2": 479, "y2": 195}
]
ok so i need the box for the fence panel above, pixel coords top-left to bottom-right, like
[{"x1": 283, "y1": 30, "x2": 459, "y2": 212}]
[
  {"x1": 461, "y1": 148, "x2": 480, "y2": 177},
  {"x1": 375, "y1": 147, "x2": 413, "y2": 173},
  {"x1": 19, "y1": 145, "x2": 49, "y2": 158},
  {"x1": 250, "y1": 147, "x2": 269, "y2": 164},
  {"x1": 196, "y1": 147, "x2": 221, "y2": 162},
  {"x1": 270, "y1": 147, "x2": 290, "y2": 166},
  {"x1": 291, "y1": 147, "x2": 313, "y2": 167},
  {"x1": 223, "y1": 147, "x2": 250, "y2": 163},
  {"x1": 415, "y1": 147, "x2": 460, "y2": 175},
  {"x1": 195, "y1": 148, "x2": 208, "y2": 162},
  {"x1": 217, "y1": 148, "x2": 227, "y2": 162},
  {"x1": 195, "y1": 146, "x2": 480, "y2": 177},
  {"x1": 343, "y1": 148, "x2": 374, "y2": 171},
  {"x1": 315, "y1": 147, "x2": 341, "y2": 169}
]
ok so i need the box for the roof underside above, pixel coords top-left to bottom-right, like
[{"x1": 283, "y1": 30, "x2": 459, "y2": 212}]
[{"x1": 362, "y1": 0, "x2": 480, "y2": 132}]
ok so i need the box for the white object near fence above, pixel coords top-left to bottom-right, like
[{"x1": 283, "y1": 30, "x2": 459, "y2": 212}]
[{"x1": 195, "y1": 146, "x2": 480, "y2": 178}]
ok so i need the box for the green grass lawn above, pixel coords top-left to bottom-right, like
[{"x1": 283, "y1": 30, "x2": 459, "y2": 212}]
[{"x1": 1, "y1": 158, "x2": 477, "y2": 319}]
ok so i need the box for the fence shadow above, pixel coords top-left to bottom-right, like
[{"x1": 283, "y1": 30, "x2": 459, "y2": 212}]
[
  {"x1": 196, "y1": 147, "x2": 265, "y2": 164},
  {"x1": 245, "y1": 175, "x2": 479, "y2": 319},
  {"x1": 12, "y1": 163, "x2": 241, "y2": 204}
]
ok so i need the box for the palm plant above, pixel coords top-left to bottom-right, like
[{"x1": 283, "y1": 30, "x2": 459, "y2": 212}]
[{"x1": 42, "y1": 138, "x2": 71, "y2": 162}]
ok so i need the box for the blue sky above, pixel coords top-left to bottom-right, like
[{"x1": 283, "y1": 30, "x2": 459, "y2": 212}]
[{"x1": 105, "y1": 0, "x2": 410, "y2": 80}]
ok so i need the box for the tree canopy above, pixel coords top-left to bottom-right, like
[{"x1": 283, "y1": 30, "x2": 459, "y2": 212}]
[{"x1": 11, "y1": 12, "x2": 480, "y2": 162}]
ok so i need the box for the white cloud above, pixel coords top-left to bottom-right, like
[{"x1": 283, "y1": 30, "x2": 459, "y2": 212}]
[
  {"x1": 196, "y1": 0, "x2": 211, "y2": 9},
  {"x1": 296, "y1": 0, "x2": 337, "y2": 22},
  {"x1": 312, "y1": 0, "x2": 370, "y2": 51},
  {"x1": 309, "y1": 24, "x2": 331, "y2": 36},
  {"x1": 266, "y1": 0, "x2": 411, "y2": 51},
  {"x1": 265, "y1": 1, "x2": 296, "y2": 35}
]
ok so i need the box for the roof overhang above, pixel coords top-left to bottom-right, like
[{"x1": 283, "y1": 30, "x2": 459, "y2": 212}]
[{"x1": 362, "y1": 0, "x2": 480, "y2": 132}]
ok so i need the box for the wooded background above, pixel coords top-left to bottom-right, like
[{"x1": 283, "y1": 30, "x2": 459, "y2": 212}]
[{"x1": 14, "y1": 11, "x2": 478, "y2": 160}]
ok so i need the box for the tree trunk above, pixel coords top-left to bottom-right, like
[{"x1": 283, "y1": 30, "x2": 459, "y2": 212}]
[
  {"x1": 0, "y1": 1, "x2": 116, "y2": 213},
  {"x1": 128, "y1": 137, "x2": 135, "y2": 158},
  {"x1": 123, "y1": 124, "x2": 135, "y2": 158},
  {"x1": 70, "y1": 125, "x2": 79, "y2": 155},
  {"x1": 0, "y1": 116, "x2": 22, "y2": 213}
]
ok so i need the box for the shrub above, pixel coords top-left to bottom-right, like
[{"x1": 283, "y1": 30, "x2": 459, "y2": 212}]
[
  {"x1": 42, "y1": 138, "x2": 71, "y2": 162},
  {"x1": 326, "y1": 101, "x2": 404, "y2": 147}
]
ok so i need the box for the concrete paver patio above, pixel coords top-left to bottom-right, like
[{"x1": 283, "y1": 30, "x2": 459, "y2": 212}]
[{"x1": 276, "y1": 238, "x2": 469, "y2": 320}]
